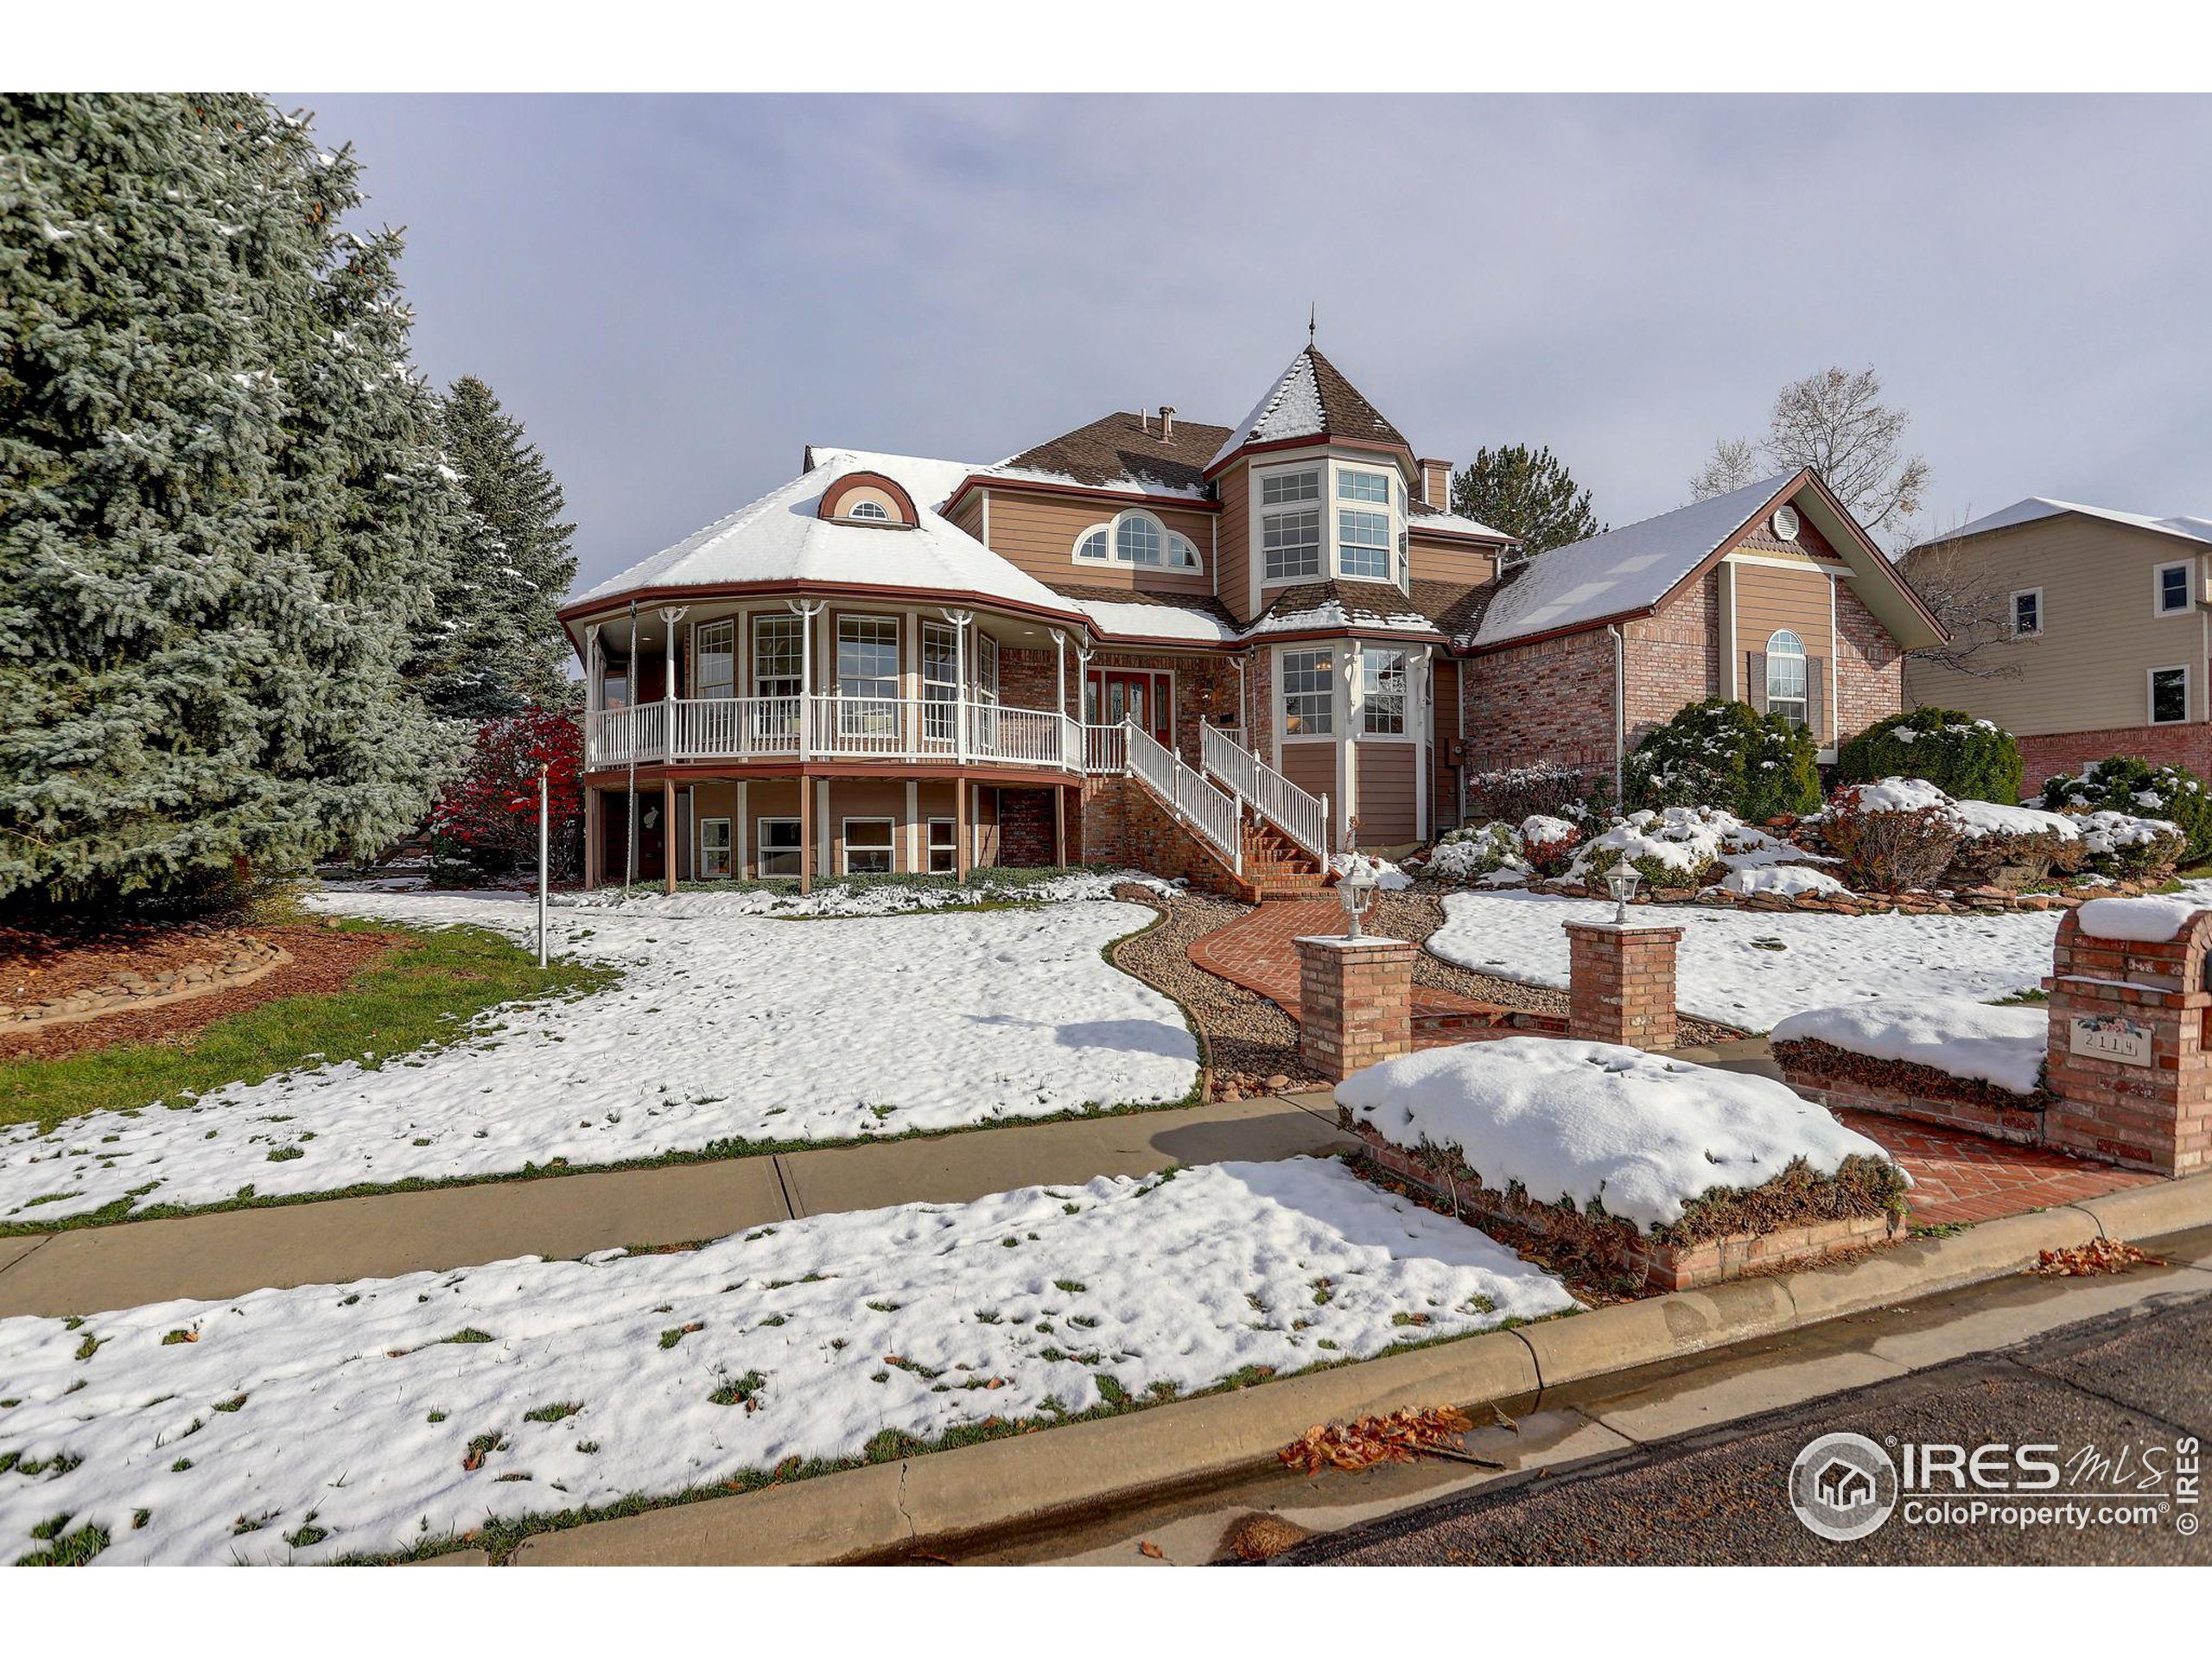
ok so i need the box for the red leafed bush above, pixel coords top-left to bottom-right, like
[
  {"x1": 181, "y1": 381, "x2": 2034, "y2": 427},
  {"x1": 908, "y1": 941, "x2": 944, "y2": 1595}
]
[
  {"x1": 1519, "y1": 817, "x2": 1584, "y2": 877},
  {"x1": 430, "y1": 709, "x2": 583, "y2": 879},
  {"x1": 1821, "y1": 779, "x2": 1962, "y2": 893}
]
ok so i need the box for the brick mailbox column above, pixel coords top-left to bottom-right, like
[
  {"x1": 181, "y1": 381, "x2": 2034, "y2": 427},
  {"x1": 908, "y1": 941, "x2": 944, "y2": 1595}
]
[
  {"x1": 1294, "y1": 935, "x2": 1416, "y2": 1082},
  {"x1": 1564, "y1": 921, "x2": 1683, "y2": 1051},
  {"x1": 2044, "y1": 904, "x2": 2212, "y2": 1178}
]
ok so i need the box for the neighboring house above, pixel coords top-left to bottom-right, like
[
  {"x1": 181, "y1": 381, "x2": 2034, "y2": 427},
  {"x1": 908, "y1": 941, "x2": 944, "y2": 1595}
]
[
  {"x1": 559, "y1": 342, "x2": 1942, "y2": 893},
  {"x1": 1904, "y1": 499, "x2": 2212, "y2": 785}
]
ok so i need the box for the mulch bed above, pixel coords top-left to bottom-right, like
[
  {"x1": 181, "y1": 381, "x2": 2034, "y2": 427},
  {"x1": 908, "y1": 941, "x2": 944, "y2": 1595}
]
[{"x1": 0, "y1": 924, "x2": 404, "y2": 1063}]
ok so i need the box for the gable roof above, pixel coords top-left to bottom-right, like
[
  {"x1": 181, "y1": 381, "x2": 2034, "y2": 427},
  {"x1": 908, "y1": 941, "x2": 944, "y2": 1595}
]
[
  {"x1": 1919, "y1": 496, "x2": 2212, "y2": 550},
  {"x1": 1471, "y1": 473, "x2": 1798, "y2": 649},
  {"x1": 988, "y1": 410, "x2": 1230, "y2": 502},
  {"x1": 1409, "y1": 500, "x2": 1516, "y2": 543},
  {"x1": 569, "y1": 448, "x2": 1085, "y2": 624},
  {"x1": 1205, "y1": 345, "x2": 1410, "y2": 473}
]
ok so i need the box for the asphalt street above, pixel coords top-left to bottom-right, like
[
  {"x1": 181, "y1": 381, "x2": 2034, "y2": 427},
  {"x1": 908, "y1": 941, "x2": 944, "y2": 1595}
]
[{"x1": 1274, "y1": 1291, "x2": 2211, "y2": 1565}]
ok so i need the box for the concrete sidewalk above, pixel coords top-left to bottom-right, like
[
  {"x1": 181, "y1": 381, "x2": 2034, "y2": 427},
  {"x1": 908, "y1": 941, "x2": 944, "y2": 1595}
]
[{"x1": 0, "y1": 1093, "x2": 1357, "y2": 1318}]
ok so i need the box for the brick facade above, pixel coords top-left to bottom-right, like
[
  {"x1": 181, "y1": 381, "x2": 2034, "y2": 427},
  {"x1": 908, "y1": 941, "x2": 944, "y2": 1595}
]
[
  {"x1": 1459, "y1": 626, "x2": 1618, "y2": 773},
  {"x1": 1294, "y1": 935, "x2": 1416, "y2": 1081},
  {"x1": 1565, "y1": 922, "x2": 1681, "y2": 1051},
  {"x1": 1077, "y1": 772, "x2": 1243, "y2": 897},
  {"x1": 994, "y1": 786, "x2": 1058, "y2": 867},
  {"x1": 2018, "y1": 723, "x2": 2212, "y2": 794},
  {"x1": 1834, "y1": 580, "x2": 1906, "y2": 741},
  {"x1": 1623, "y1": 570, "x2": 1720, "y2": 743}
]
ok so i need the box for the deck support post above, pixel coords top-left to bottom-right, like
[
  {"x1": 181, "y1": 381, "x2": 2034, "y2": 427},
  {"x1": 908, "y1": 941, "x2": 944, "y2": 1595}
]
[
  {"x1": 1053, "y1": 784, "x2": 1067, "y2": 869},
  {"x1": 799, "y1": 770, "x2": 814, "y2": 897},
  {"x1": 956, "y1": 772, "x2": 970, "y2": 884},
  {"x1": 663, "y1": 777, "x2": 677, "y2": 894}
]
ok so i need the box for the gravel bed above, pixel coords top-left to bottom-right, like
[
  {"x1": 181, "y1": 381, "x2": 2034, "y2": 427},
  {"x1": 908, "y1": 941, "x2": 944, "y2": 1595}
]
[{"x1": 1107, "y1": 888, "x2": 1325, "y2": 1097}]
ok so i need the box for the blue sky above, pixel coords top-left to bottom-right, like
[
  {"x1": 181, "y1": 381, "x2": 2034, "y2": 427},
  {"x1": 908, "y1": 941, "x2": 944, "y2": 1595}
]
[{"x1": 283, "y1": 93, "x2": 2212, "y2": 592}]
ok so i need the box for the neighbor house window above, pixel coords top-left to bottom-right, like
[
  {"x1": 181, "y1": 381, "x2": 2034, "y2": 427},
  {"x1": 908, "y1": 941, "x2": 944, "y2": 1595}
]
[
  {"x1": 1281, "y1": 648, "x2": 1335, "y2": 736},
  {"x1": 842, "y1": 817, "x2": 895, "y2": 874},
  {"x1": 845, "y1": 499, "x2": 889, "y2": 521},
  {"x1": 1765, "y1": 630, "x2": 1809, "y2": 729},
  {"x1": 2157, "y1": 561, "x2": 2194, "y2": 615},
  {"x1": 1338, "y1": 470, "x2": 1391, "y2": 505},
  {"x1": 695, "y1": 620, "x2": 734, "y2": 699},
  {"x1": 2010, "y1": 589, "x2": 2043, "y2": 638},
  {"x1": 1116, "y1": 513, "x2": 1164, "y2": 566},
  {"x1": 697, "y1": 817, "x2": 732, "y2": 879},
  {"x1": 1338, "y1": 509, "x2": 1392, "y2": 582},
  {"x1": 2151, "y1": 665, "x2": 2190, "y2": 725},
  {"x1": 756, "y1": 817, "x2": 802, "y2": 879},
  {"x1": 927, "y1": 818, "x2": 958, "y2": 874},
  {"x1": 1263, "y1": 507, "x2": 1322, "y2": 582},
  {"x1": 1361, "y1": 648, "x2": 1407, "y2": 735}
]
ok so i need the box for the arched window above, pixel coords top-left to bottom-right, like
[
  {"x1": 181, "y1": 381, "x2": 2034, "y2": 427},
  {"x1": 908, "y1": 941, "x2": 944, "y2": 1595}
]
[
  {"x1": 1075, "y1": 525, "x2": 1109, "y2": 562},
  {"x1": 1765, "y1": 630, "x2": 1808, "y2": 729},
  {"x1": 1116, "y1": 513, "x2": 1163, "y2": 566},
  {"x1": 1167, "y1": 532, "x2": 1202, "y2": 572},
  {"x1": 847, "y1": 499, "x2": 888, "y2": 521}
]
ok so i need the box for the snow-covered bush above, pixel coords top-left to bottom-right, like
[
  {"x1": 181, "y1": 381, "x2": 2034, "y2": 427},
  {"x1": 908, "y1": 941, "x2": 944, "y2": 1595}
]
[
  {"x1": 1821, "y1": 778, "x2": 1964, "y2": 893},
  {"x1": 1518, "y1": 814, "x2": 1583, "y2": 876},
  {"x1": 1624, "y1": 699, "x2": 1820, "y2": 823},
  {"x1": 1945, "y1": 799, "x2": 2085, "y2": 887},
  {"x1": 1718, "y1": 865, "x2": 1852, "y2": 899},
  {"x1": 1464, "y1": 762, "x2": 1611, "y2": 827},
  {"x1": 1834, "y1": 709, "x2": 2023, "y2": 804},
  {"x1": 1567, "y1": 806, "x2": 1737, "y2": 890},
  {"x1": 1424, "y1": 823, "x2": 1528, "y2": 885},
  {"x1": 2042, "y1": 757, "x2": 2212, "y2": 864},
  {"x1": 2075, "y1": 810, "x2": 2185, "y2": 877}
]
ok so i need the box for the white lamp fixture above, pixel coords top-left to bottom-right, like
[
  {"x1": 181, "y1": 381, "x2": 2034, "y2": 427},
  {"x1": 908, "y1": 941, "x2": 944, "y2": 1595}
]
[
  {"x1": 1605, "y1": 857, "x2": 1642, "y2": 925},
  {"x1": 1338, "y1": 857, "x2": 1380, "y2": 940}
]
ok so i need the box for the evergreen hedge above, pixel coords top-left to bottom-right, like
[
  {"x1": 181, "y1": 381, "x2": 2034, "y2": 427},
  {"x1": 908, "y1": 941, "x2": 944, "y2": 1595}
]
[
  {"x1": 1834, "y1": 709, "x2": 2023, "y2": 804},
  {"x1": 1623, "y1": 699, "x2": 1821, "y2": 823}
]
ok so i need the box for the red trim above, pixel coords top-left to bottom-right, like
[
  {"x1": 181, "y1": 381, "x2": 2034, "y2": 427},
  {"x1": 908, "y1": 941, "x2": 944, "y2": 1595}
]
[
  {"x1": 817, "y1": 471, "x2": 919, "y2": 524},
  {"x1": 940, "y1": 474, "x2": 1222, "y2": 520},
  {"x1": 1202, "y1": 433, "x2": 1415, "y2": 480},
  {"x1": 559, "y1": 579, "x2": 1088, "y2": 638},
  {"x1": 585, "y1": 760, "x2": 1083, "y2": 790}
]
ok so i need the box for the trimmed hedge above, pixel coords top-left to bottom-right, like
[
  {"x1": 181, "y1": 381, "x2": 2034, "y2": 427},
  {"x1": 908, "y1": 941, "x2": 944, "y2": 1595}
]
[
  {"x1": 1624, "y1": 699, "x2": 1820, "y2": 823},
  {"x1": 1834, "y1": 709, "x2": 2023, "y2": 804},
  {"x1": 2041, "y1": 757, "x2": 2212, "y2": 864}
]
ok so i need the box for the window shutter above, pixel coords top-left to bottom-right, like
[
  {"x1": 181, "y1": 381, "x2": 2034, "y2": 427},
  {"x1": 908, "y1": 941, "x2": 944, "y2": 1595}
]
[
  {"x1": 1745, "y1": 652, "x2": 1767, "y2": 713},
  {"x1": 1807, "y1": 658, "x2": 1827, "y2": 741}
]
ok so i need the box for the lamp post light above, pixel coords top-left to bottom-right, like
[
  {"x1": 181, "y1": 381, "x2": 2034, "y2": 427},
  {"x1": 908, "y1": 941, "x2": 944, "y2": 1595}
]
[
  {"x1": 1338, "y1": 856, "x2": 1381, "y2": 940},
  {"x1": 1605, "y1": 857, "x2": 1642, "y2": 925}
]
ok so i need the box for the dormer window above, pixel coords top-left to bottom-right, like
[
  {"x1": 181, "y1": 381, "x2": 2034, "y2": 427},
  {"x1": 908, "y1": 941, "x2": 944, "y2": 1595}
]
[
  {"x1": 817, "y1": 471, "x2": 917, "y2": 526},
  {"x1": 1072, "y1": 510, "x2": 1199, "y2": 573},
  {"x1": 847, "y1": 499, "x2": 888, "y2": 522}
]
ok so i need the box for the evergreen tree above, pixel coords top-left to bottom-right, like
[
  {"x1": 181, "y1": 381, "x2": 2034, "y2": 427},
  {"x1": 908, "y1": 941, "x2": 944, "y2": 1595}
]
[
  {"x1": 1450, "y1": 443, "x2": 1605, "y2": 556},
  {"x1": 424, "y1": 375, "x2": 578, "y2": 717},
  {"x1": 0, "y1": 94, "x2": 471, "y2": 908}
]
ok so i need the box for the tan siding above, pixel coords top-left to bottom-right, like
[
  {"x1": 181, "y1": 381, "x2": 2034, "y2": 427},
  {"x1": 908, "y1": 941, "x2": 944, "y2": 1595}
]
[
  {"x1": 1904, "y1": 518, "x2": 2208, "y2": 734},
  {"x1": 1409, "y1": 536, "x2": 1495, "y2": 588},
  {"x1": 983, "y1": 489, "x2": 1215, "y2": 600},
  {"x1": 1356, "y1": 743, "x2": 1418, "y2": 843},
  {"x1": 1734, "y1": 562, "x2": 1835, "y2": 740},
  {"x1": 1281, "y1": 741, "x2": 1336, "y2": 805},
  {"x1": 743, "y1": 779, "x2": 802, "y2": 880},
  {"x1": 1216, "y1": 460, "x2": 1250, "y2": 623}
]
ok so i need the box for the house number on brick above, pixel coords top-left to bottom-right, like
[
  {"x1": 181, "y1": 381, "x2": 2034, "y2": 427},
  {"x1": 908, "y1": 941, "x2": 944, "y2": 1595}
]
[{"x1": 2069, "y1": 1014, "x2": 2152, "y2": 1067}]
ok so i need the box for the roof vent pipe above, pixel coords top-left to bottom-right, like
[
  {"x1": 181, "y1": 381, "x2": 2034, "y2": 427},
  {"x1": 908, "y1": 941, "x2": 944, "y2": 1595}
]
[{"x1": 1159, "y1": 405, "x2": 1176, "y2": 443}]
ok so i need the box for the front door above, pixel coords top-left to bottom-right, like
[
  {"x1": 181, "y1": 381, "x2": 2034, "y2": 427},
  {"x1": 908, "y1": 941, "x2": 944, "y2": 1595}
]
[{"x1": 1087, "y1": 669, "x2": 1172, "y2": 747}]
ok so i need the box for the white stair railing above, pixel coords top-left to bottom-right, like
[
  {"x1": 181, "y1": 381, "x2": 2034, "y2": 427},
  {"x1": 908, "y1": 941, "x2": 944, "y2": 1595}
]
[
  {"x1": 1123, "y1": 720, "x2": 1242, "y2": 877},
  {"x1": 1082, "y1": 723, "x2": 1127, "y2": 775},
  {"x1": 1201, "y1": 721, "x2": 1330, "y2": 860}
]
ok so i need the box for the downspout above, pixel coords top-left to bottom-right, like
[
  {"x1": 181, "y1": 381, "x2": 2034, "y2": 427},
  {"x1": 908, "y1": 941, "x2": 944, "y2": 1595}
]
[{"x1": 1607, "y1": 623, "x2": 1625, "y2": 806}]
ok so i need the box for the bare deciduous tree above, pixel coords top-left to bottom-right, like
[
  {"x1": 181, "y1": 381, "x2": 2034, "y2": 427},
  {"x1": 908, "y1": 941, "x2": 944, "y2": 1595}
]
[
  {"x1": 1693, "y1": 365, "x2": 1930, "y2": 543},
  {"x1": 1895, "y1": 512, "x2": 2024, "y2": 681}
]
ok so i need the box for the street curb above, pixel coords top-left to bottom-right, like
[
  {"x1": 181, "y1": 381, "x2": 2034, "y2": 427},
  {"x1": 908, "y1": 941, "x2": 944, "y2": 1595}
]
[{"x1": 487, "y1": 1169, "x2": 2212, "y2": 1566}]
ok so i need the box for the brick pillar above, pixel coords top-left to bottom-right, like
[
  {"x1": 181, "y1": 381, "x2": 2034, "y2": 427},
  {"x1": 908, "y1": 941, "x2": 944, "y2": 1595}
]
[
  {"x1": 1294, "y1": 935, "x2": 1415, "y2": 1082},
  {"x1": 1564, "y1": 921, "x2": 1682, "y2": 1051},
  {"x1": 2043, "y1": 904, "x2": 2212, "y2": 1177}
]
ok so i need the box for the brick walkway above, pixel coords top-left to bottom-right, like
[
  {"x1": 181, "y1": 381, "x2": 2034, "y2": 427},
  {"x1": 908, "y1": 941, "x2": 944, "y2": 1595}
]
[
  {"x1": 1834, "y1": 1109, "x2": 2160, "y2": 1228},
  {"x1": 1188, "y1": 899, "x2": 1529, "y2": 1047}
]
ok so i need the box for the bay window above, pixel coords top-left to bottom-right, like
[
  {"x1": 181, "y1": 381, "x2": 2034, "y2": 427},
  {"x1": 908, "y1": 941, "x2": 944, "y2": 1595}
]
[
  {"x1": 1339, "y1": 509, "x2": 1391, "y2": 582},
  {"x1": 1360, "y1": 648, "x2": 1408, "y2": 734},
  {"x1": 1281, "y1": 648, "x2": 1335, "y2": 735}
]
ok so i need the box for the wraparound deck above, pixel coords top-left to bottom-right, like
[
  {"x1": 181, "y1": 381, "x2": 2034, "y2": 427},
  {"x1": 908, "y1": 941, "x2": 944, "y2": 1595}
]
[{"x1": 585, "y1": 696, "x2": 1122, "y2": 776}]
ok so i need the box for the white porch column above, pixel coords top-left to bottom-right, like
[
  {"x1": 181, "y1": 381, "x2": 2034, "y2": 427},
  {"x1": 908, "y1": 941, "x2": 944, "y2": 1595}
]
[
  {"x1": 1050, "y1": 628, "x2": 1067, "y2": 719},
  {"x1": 941, "y1": 608, "x2": 974, "y2": 766},
  {"x1": 658, "y1": 606, "x2": 687, "y2": 760},
  {"x1": 583, "y1": 623, "x2": 602, "y2": 766},
  {"x1": 788, "y1": 598, "x2": 825, "y2": 761}
]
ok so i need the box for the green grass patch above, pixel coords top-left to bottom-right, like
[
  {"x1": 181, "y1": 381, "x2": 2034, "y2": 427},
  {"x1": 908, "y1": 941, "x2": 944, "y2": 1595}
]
[
  {"x1": 0, "y1": 919, "x2": 614, "y2": 1135},
  {"x1": 16, "y1": 1514, "x2": 109, "y2": 1566}
]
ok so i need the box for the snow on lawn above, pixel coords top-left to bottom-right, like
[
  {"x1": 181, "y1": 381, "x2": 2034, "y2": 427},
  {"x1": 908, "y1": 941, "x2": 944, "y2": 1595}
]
[
  {"x1": 0, "y1": 887, "x2": 1198, "y2": 1225},
  {"x1": 1338, "y1": 1038, "x2": 1901, "y2": 1231},
  {"x1": 1770, "y1": 1000, "x2": 2049, "y2": 1095},
  {"x1": 0, "y1": 1159, "x2": 1574, "y2": 1565},
  {"x1": 1427, "y1": 887, "x2": 2212, "y2": 1034}
]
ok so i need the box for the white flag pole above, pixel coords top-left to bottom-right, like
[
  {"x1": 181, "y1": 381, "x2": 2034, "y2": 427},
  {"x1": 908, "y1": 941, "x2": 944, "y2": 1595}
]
[{"x1": 537, "y1": 762, "x2": 550, "y2": 969}]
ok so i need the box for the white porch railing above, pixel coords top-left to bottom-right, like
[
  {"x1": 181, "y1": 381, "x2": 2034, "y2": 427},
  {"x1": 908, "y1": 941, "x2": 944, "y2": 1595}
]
[
  {"x1": 1082, "y1": 722, "x2": 1128, "y2": 776},
  {"x1": 1201, "y1": 721, "x2": 1331, "y2": 860},
  {"x1": 585, "y1": 695, "x2": 1085, "y2": 772},
  {"x1": 1124, "y1": 720, "x2": 1243, "y2": 876}
]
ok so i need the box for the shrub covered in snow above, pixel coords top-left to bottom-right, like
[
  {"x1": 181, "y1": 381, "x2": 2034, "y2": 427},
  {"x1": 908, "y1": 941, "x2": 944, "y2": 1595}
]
[
  {"x1": 1424, "y1": 822, "x2": 1528, "y2": 884},
  {"x1": 1567, "y1": 805, "x2": 1738, "y2": 890},
  {"x1": 1718, "y1": 864, "x2": 1852, "y2": 899},
  {"x1": 1518, "y1": 815, "x2": 1583, "y2": 877},
  {"x1": 2042, "y1": 757, "x2": 2212, "y2": 864},
  {"x1": 1337, "y1": 1037, "x2": 1908, "y2": 1239},
  {"x1": 1821, "y1": 778, "x2": 1964, "y2": 893},
  {"x1": 2075, "y1": 810, "x2": 2185, "y2": 877},
  {"x1": 1624, "y1": 699, "x2": 1820, "y2": 823},
  {"x1": 1834, "y1": 708, "x2": 2023, "y2": 804},
  {"x1": 1464, "y1": 761, "x2": 1611, "y2": 827},
  {"x1": 1945, "y1": 798, "x2": 2086, "y2": 887}
]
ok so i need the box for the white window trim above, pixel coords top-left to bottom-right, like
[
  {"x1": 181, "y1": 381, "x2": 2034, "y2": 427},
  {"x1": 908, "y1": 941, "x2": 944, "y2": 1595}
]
[
  {"x1": 1258, "y1": 463, "x2": 1325, "y2": 587},
  {"x1": 1332, "y1": 460, "x2": 1406, "y2": 589},
  {"x1": 755, "y1": 817, "x2": 803, "y2": 880},
  {"x1": 1074, "y1": 523, "x2": 1110, "y2": 563},
  {"x1": 840, "y1": 816, "x2": 897, "y2": 875},
  {"x1": 2010, "y1": 587, "x2": 2044, "y2": 639},
  {"x1": 926, "y1": 817, "x2": 958, "y2": 875},
  {"x1": 1069, "y1": 508, "x2": 1199, "y2": 573},
  {"x1": 1357, "y1": 645, "x2": 1413, "y2": 739},
  {"x1": 844, "y1": 499, "x2": 890, "y2": 522},
  {"x1": 2153, "y1": 560, "x2": 2194, "y2": 617},
  {"x1": 696, "y1": 816, "x2": 733, "y2": 880},
  {"x1": 835, "y1": 613, "x2": 902, "y2": 702},
  {"x1": 1765, "y1": 628, "x2": 1810, "y2": 729},
  {"x1": 694, "y1": 618, "x2": 736, "y2": 700},
  {"x1": 1279, "y1": 645, "x2": 1338, "y2": 739},
  {"x1": 2148, "y1": 664, "x2": 2191, "y2": 726}
]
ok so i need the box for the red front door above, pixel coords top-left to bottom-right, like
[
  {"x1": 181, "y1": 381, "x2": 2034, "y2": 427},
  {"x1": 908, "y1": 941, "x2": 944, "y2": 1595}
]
[{"x1": 1088, "y1": 670, "x2": 1172, "y2": 747}]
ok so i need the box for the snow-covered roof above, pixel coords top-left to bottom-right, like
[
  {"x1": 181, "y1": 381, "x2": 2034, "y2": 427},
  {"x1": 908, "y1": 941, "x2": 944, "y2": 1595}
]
[
  {"x1": 1205, "y1": 345, "x2": 1409, "y2": 472},
  {"x1": 1071, "y1": 597, "x2": 1241, "y2": 645},
  {"x1": 1471, "y1": 472, "x2": 1795, "y2": 649},
  {"x1": 1925, "y1": 497, "x2": 2212, "y2": 550},
  {"x1": 1409, "y1": 505, "x2": 1514, "y2": 542},
  {"x1": 1243, "y1": 581, "x2": 1442, "y2": 640},
  {"x1": 575, "y1": 448, "x2": 1086, "y2": 622}
]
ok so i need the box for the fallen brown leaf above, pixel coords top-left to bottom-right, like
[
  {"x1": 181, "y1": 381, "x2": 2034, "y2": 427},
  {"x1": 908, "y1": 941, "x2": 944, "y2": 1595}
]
[
  {"x1": 1138, "y1": 1540, "x2": 1165, "y2": 1560},
  {"x1": 1277, "y1": 1406, "x2": 1483, "y2": 1476},
  {"x1": 2028, "y1": 1239, "x2": 2163, "y2": 1278}
]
